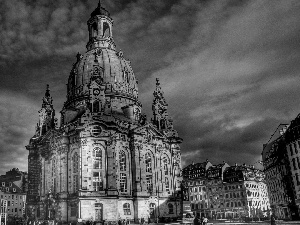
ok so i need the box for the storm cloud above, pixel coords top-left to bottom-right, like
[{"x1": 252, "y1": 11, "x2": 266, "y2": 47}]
[{"x1": 0, "y1": 0, "x2": 300, "y2": 174}]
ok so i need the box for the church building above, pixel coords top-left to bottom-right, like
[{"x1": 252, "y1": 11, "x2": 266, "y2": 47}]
[{"x1": 26, "y1": 2, "x2": 182, "y2": 223}]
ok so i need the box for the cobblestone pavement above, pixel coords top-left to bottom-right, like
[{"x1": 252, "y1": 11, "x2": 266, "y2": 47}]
[{"x1": 163, "y1": 221, "x2": 300, "y2": 225}]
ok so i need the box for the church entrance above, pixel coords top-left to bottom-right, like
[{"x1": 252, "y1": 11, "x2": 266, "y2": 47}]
[
  {"x1": 149, "y1": 203, "x2": 156, "y2": 219},
  {"x1": 95, "y1": 203, "x2": 103, "y2": 221}
]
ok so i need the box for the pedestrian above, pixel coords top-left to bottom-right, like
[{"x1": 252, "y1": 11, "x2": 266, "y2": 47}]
[
  {"x1": 141, "y1": 218, "x2": 144, "y2": 225},
  {"x1": 193, "y1": 215, "x2": 200, "y2": 225},
  {"x1": 270, "y1": 214, "x2": 276, "y2": 225},
  {"x1": 118, "y1": 219, "x2": 122, "y2": 225},
  {"x1": 202, "y1": 217, "x2": 208, "y2": 225}
]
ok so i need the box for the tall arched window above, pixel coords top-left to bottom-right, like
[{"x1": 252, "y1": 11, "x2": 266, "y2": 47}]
[
  {"x1": 52, "y1": 158, "x2": 56, "y2": 193},
  {"x1": 73, "y1": 153, "x2": 79, "y2": 173},
  {"x1": 92, "y1": 22, "x2": 98, "y2": 37},
  {"x1": 52, "y1": 159, "x2": 56, "y2": 177},
  {"x1": 73, "y1": 153, "x2": 79, "y2": 193},
  {"x1": 163, "y1": 158, "x2": 168, "y2": 175},
  {"x1": 93, "y1": 148, "x2": 102, "y2": 169},
  {"x1": 168, "y1": 203, "x2": 174, "y2": 214},
  {"x1": 119, "y1": 151, "x2": 126, "y2": 171},
  {"x1": 145, "y1": 152, "x2": 152, "y2": 173},
  {"x1": 123, "y1": 203, "x2": 131, "y2": 215},
  {"x1": 103, "y1": 22, "x2": 110, "y2": 37}
]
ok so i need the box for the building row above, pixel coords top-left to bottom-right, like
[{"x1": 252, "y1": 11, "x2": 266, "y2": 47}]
[
  {"x1": 0, "y1": 168, "x2": 27, "y2": 219},
  {"x1": 182, "y1": 161, "x2": 270, "y2": 220}
]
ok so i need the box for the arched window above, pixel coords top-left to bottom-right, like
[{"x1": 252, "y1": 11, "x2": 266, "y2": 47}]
[
  {"x1": 52, "y1": 158, "x2": 56, "y2": 193},
  {"x1": 165, "y1": 177, "x2": 170, "y2": 193},
  {"x1": 163, "y1": 158, "x2": 168, "y2": 175},
  {"x1": 145, "y1": 152, "x2": 152, "y2": 173},
  {"x1": 73, "y1": 153, "x2": 79, "y2": 173},
  {"x1": 93, "y1": 148, "x2": 102, "y2": 169},
  {"x1": 91, "y1": 125, "x2": 102, "y2": 136},
  {"x1": 52, "y1": 159, "x2": 56, "y2": 177},
  {"x1": 73, "y1": 153, "x2": 79, "y2": 193},
  {"x1": 119, "y1": 151, "x2": 126, "y2": 171},
  {"x1": 92, "y1": 22, "x2": 98, "y2": 37},
  {"x1": 123, "y1": 203, "x2": 131, "y2": 215},
  {"x1": 103, "y1": 22, "x2": 110, "y2": 37}
]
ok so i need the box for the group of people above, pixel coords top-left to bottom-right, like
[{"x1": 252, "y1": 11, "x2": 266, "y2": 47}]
[
  {"x1": 193, "y1": 216, "x2": 208, "y2": 225},
  {"x1": 117, "y1": 219, "x2": 130, "y2": 225}
]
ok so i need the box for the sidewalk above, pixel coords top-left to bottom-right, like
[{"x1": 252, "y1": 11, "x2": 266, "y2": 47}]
[{"x1": 134, "y1": 221, "x2": 300, "y2": 225}]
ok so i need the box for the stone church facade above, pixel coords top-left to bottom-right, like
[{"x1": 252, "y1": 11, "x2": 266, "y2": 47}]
[{"x1": 26, "y1": 2, "x2": 182, "y2": 223}]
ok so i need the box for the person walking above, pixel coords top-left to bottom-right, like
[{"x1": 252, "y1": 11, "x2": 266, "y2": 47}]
[
  {"x1": 270, "y1": 214, "x2": 276, "y2": 225},
  {"x1": 193, "y1": 216, "x2": 200, "y2": 225},
  {"x1": 202, "y1": 217, "x2": 208, "y2": 225}
]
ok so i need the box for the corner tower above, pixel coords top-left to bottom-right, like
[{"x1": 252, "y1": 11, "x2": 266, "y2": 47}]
[
  {"x1": 36, "y1": 84, "x2": 55, "y2": 136},
  {"x1": 152, "y1": 78, "x2": 180, "y2": 139}
]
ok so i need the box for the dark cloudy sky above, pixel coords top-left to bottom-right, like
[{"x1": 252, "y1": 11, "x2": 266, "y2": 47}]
[{"x1": 1, "y1": 0, "x2": 300, "y2": 175}]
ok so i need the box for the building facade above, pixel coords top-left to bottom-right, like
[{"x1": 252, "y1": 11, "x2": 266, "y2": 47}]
[
  {"x1": 0, "y1": 168, "x2": 27, "y2": 219},
  {"x1": 0, "y1": 168, "x2": 28, "y2": 194},
  {"x1": 182, "y1": 162, "x2": 270, "y2": 220},
  {"x1": 26, "y1": 3, "x2": 182, "y2": 223},
  {"x1": 285, "y1": 115, "x2": 300, "y2": 216},
  {"x1": 182, "y1": 161, "x2": 212, "y2": 218},
  {"x1": 0, "y1": 187, "x2": 26, "y2": 218},
  {"x1": 223, "y1": 165, "x2": 270, "y2": 219},
  {"x1": 262, "y1": 125, "x2": 297, "y2": 220},
  {"x1": 206, "y1": 162, "x2": 229, "y2": 219}
]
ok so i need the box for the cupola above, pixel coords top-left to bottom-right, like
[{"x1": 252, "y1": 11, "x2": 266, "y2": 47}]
[{"x1": 86, "y1": 0, "x2": 115, "y2": 51}]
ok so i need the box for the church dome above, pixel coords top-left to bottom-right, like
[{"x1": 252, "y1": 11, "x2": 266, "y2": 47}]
[{"x1": 64, "y1": 3, "x2": 140, "y2": 110}]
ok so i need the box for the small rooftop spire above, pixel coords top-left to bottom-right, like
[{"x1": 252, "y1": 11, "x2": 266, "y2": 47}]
[
  {"x1": 90, "y1": 0, "x2": 110, "y2": 18},
  {"x1": 45, "y1": 84, "x2": 50, "y2": 97},
  {"x1": 156, "y1": 78, "x2": 160, "y2": 86}
]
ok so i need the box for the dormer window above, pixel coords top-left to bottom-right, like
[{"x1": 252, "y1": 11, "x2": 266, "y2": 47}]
[
  {"x1": 2, "y1": 182, "x2": 4, "y2": 187},
  {"x1": 9, "y1": 182, "x2": 12, "y2": 187},
  {"x1": 91, "y1": 125, "x2": 102, "y2": 136}
]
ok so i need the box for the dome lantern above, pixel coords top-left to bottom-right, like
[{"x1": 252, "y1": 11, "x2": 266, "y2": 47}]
[{"x1": 86, "y1": 0, "x2": 115, "y2": 51}]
